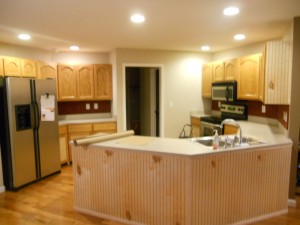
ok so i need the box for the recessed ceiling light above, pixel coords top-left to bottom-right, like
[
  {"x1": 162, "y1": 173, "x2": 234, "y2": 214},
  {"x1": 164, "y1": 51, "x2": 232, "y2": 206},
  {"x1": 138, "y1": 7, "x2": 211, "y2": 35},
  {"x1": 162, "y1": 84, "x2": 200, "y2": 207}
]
[
  {"x1": 234, "y1": 34, "x2": 246, "y2": 41},
  {"x1": 223, "y1": 7, "x2": 240, "y2": 16},
  {"x1": 18, "y1": 34, "x2": 31, "y2": 40},
  {"x1": 70, "y1": 45, "x2": 80, "y2": 51},
  {"x1": 201, "y1": 45, "x2": 210, "y2": 51},
  {"x1": 130, "y1": 14, "x2": 145, "y2": 23}
]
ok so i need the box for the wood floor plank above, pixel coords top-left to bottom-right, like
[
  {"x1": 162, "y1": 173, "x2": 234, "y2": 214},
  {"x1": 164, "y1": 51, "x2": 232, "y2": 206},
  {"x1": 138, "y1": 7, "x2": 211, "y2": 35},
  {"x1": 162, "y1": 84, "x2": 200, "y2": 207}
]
[{"x1": 0, "y1": 165, "x2": 299, "y2": 225}]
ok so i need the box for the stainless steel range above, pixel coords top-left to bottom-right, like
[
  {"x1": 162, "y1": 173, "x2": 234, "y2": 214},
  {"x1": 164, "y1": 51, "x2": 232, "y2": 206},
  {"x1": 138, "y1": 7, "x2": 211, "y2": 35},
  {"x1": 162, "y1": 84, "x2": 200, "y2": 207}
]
[{"x1": 200, "y1": 103, "x2": 247, "y2": 136}]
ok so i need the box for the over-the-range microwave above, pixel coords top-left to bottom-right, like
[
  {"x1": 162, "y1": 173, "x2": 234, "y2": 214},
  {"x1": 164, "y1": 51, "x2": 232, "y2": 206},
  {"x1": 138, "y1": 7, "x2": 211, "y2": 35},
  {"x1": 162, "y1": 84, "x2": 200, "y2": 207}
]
[{"x1": 211, "y1": 80, "x2": 237, "y2": 102}]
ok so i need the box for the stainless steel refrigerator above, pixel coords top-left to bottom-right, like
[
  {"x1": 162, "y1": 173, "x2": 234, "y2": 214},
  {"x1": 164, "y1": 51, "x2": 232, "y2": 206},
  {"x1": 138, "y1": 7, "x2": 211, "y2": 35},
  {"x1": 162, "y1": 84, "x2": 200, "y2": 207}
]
[{"x1": 0, "y1": 77, "x2": 61, "y2": 190}]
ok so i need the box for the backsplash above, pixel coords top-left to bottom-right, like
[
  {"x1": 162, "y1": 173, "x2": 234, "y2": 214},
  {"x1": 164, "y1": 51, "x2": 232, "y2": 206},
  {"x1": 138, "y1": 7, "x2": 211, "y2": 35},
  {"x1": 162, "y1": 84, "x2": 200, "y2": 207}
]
[
  {"x1": 58, "y1": 101, "x2": 111, "y2": 115},
  {"x1": 212, "y1": 101, "x2": 289, "y2": 129}
]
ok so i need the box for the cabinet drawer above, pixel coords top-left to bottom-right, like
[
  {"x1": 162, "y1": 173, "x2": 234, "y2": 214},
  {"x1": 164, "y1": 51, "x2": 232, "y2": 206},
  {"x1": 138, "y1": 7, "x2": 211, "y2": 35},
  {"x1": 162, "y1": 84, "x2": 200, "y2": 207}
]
[
  {"x1": 68, "y1": 124, "x2": 93, "y2": 133},
  {"x1": 59, "y1": 125, "x2": 67, "y2": 134},
  {"x1": 93, "y1": 122, "x2": 116, "y2": 132}
]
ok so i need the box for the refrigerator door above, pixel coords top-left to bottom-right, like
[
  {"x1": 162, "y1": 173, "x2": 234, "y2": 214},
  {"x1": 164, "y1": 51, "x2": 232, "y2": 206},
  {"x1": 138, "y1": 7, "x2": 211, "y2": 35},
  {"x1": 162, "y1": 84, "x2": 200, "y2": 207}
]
[
  {"x1": 34, "y1": 79, "x2": 61, "y2": 177},
  {"x1": 5, "y1": 77, "x2": 37, "y2": 188}
]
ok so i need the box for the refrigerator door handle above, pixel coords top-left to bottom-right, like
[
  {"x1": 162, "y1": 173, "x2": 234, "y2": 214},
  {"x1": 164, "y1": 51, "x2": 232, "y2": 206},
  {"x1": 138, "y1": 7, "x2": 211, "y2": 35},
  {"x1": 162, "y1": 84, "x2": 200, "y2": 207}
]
[{"x1": 34, "y1": 101, "x2": 40, "y2": 129}]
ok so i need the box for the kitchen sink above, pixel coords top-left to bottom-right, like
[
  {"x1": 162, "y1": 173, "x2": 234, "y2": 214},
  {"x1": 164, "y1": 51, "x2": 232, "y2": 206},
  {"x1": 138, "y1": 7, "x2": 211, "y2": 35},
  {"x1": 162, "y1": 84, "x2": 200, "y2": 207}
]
[{"x1": 190, "y1": 135, "x2": 266, "y2": 148}]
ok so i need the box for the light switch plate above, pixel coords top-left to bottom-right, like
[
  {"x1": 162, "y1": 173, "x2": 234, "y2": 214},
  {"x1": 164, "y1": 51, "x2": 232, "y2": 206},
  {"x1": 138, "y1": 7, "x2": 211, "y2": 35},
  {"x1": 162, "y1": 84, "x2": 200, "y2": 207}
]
[
  {"x1": 94, "y1": 103, "x2": 98, "y2": 109},
  {"x1": 86, "y1": 103, "x2": 90, "y2": 110},
  {"x1": 261, "y1": 105, "x2": 266, "y2": 113}
]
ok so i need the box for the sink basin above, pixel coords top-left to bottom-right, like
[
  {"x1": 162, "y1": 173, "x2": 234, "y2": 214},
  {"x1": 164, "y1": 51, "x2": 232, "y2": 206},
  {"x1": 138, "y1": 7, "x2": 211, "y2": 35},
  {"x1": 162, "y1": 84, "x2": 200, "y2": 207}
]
[{"x1": 190, "y1": 135, "x2": 266, "y2": 148}]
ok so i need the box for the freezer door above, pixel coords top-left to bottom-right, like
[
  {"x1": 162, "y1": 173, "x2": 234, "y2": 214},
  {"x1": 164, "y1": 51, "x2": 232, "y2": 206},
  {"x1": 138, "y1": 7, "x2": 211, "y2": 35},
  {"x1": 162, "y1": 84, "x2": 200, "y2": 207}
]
[
  {"x1": 34, "y1": 79, "x2": 61, "y2": 177},
  {"x1": 5, "y1": 77, "x2": 37, "y2": 188}
]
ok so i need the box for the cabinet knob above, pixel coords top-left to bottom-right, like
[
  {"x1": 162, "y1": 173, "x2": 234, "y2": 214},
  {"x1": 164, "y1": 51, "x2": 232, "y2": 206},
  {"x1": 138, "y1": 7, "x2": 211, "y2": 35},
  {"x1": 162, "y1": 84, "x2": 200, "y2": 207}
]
[
  {"x1": 269, "y1": 81, "x2": 275, "y2": 90},
  {"x1": 77, "y1": 165, "x2": 82, "y2": 175}
]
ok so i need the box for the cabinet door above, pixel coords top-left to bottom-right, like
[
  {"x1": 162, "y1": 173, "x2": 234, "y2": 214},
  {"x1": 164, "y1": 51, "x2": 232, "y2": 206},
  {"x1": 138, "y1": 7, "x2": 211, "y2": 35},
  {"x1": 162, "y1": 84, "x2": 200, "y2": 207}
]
[
  {"x1": 77, "y1": 65, "x2": 94, "y2": 100},
  {"x1": 202, "y1": 63, "x2": 213, "y2": 98},
  {"x1": 0, "y1": 57, "x2": 3, "y2": 77},
  {"x1": 59, "y1": 125, "x2": 69, "y2": 164},
  {"x1": 237, "y1": 54, "x2": 261, "y2": 100},
  {"x1": 3, "y1": 56, "x2": 21, "y2": 77},
  {"x1": 57, "y1": 64, "x2": 77, "y2": 101},
  {"x1": 264, "y1": 40, "x2": 292, "y2": 104},
  {"x1": 191, "y1": 117, "x2": 200, "y2": 137},
  {"x1": 21, "y1": 59, "x2": 36, "y2": 78},
  {"x1": 213, "y1": 61, "x2": 225, "y2": 82},
  {"x1": 37, "y1": 61, "x2": 57, "y2": 79},
  {"x1": 224, "y1": 59, "x2": 237, "y2": 81},
  {"x1": 94, "y1": 64, "x2": 112, "y2": 100}
]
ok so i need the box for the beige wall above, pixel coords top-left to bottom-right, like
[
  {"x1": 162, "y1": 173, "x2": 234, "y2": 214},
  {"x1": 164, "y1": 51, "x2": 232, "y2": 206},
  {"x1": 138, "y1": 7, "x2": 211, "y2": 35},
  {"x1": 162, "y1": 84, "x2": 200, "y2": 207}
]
[
  {"x1": 115, "y1": 48, "x2": 212, "y2": 137},
  {"x1": 288, "y1": 17, "x2": 300, "y2": 199}
]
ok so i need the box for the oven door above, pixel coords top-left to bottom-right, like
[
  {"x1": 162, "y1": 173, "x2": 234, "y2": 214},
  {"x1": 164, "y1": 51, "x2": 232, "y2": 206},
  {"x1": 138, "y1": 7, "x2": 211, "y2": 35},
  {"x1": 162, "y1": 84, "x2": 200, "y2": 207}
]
[{"x1": 200, "y1": 121, "x2": 222, "y2": 137}]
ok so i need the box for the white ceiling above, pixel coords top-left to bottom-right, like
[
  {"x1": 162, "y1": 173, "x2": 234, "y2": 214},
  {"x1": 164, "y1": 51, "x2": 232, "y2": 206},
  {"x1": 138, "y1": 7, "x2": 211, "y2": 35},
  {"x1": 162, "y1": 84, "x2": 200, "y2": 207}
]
[{"x1": 0, "y1": 0, "x2": 300, "y2": 53}]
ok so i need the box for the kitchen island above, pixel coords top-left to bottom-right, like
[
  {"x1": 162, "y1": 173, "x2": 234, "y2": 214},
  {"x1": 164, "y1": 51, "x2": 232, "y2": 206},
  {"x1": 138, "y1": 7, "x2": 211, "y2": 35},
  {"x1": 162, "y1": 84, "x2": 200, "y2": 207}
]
[{"x1": 71, "y1": 127, "x2": 292, "y2": 225}]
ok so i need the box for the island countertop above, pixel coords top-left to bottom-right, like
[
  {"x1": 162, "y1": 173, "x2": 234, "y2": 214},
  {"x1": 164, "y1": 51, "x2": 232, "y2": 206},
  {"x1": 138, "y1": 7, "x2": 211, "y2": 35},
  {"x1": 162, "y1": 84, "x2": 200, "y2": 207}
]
[{"x1": 91, "y1": 120, "x2": 292, "y2": 156}]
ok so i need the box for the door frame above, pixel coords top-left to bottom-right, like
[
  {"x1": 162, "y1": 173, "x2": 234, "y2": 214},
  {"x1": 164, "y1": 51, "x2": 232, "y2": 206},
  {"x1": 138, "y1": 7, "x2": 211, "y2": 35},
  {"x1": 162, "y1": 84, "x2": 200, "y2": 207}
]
[{"x1": 122, "y1": 63, "x2": 165, "y2": 137}]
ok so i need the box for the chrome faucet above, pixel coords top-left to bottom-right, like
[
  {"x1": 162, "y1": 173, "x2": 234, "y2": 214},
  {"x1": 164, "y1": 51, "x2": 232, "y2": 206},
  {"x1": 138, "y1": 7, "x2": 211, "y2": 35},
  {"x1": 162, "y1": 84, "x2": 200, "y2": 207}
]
[{"x1": 220, "y1": 119, "x2": 242, "y2": 145}]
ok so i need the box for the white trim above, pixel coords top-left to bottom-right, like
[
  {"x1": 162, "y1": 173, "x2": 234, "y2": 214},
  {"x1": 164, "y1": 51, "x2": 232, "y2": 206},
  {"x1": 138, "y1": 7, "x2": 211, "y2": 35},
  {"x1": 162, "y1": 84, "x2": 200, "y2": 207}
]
[
  {"x1": 75, "y1": 207, "x2": 145, "y2": 225},
  {"x1": 230, "y1": 209, "x2": 288, "y2": 225},
  {"x1": 122, "y1": 63, "x2": 165, "y2": 137},
  {"x1": 0, "y1": 185, "x2": 5, "y2": 193},
  {"x1": 288, "y1": 198, "x2": 297, "y2": 207}
]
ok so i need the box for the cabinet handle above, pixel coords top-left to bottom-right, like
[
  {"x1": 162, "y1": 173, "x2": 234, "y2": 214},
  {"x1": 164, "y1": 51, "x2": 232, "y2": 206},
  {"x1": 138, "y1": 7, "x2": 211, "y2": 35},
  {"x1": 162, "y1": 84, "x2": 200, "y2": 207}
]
[{"x1": 269, "y1": 81, "x2": 275, "y2": 90}]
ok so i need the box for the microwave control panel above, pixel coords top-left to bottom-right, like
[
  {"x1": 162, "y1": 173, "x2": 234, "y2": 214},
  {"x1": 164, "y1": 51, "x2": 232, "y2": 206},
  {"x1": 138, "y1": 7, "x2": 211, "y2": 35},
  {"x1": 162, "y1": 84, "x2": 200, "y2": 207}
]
[{"x1": 220, "y1": 104, "x2": 245, "y2": 115}]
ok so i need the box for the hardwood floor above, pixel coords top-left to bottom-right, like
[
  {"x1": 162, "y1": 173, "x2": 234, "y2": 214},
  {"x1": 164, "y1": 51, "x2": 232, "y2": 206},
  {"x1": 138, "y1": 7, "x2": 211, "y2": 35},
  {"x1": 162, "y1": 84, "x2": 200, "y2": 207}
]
[{"x1": 0, "y1": 165, "x2": 299, "y2": 225}]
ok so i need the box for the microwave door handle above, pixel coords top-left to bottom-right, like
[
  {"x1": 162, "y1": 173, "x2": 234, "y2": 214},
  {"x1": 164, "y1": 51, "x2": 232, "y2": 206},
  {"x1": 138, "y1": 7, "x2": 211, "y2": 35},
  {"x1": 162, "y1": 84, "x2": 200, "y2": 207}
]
[{"x1": 225, "y1": 87, "x2": 229, "y2": 101}]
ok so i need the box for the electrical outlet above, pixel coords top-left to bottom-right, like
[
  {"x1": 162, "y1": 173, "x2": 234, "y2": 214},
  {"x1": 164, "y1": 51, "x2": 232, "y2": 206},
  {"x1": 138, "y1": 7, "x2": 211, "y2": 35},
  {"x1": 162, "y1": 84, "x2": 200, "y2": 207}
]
[
  {"x1": 218, "y1": 101, "x2": 221, "y2": 108},
  {"x1": 169, "y1": 101, "x2": 174, "y2": 108},
  {"x1": 261, "y1": 105, "x2": 266, "y2": 113},
  {"x1": 94, "y1": 103, "x2": 98, "y2": 109},
  {"x1": 86, "y1": 103, "x2": 90, "y2": 110},
  {"x1": 283, "y1": 111, "x2": 288, "y2": 122}
]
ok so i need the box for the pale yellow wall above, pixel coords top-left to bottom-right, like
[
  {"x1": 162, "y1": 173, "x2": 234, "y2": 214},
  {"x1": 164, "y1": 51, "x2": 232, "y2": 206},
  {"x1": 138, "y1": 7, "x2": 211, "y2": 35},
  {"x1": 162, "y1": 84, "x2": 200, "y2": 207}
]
[
  {"x1": 115, "y1": 48, "x2": 212, "y2": 138},
  {"x1": 288, "y1": 17, "x2": 300, "y2": 199}
]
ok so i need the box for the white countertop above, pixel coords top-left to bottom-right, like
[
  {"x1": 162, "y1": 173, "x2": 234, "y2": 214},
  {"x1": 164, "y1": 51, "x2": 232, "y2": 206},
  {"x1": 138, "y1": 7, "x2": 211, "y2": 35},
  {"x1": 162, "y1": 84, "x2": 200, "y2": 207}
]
[
  {"x1": 90, "y1": 120, "x2": 292, "y2": 156},
  {"x1": 59, "y1": 117, "x2": 116, "y2": 126}
]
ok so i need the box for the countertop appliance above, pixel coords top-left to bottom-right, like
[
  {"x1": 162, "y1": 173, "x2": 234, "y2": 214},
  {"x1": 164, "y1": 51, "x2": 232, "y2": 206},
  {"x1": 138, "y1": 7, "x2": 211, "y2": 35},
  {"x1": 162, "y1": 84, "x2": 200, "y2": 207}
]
[
  {"x1": 0, "y1": 77, "x2": 61, "y2": 190},
  {"x1": 212, "y1": 81, "x2": 237, "y2": 102},
  {"x1": 200, "y1": 103, "x2": 247, "y2": 136}
]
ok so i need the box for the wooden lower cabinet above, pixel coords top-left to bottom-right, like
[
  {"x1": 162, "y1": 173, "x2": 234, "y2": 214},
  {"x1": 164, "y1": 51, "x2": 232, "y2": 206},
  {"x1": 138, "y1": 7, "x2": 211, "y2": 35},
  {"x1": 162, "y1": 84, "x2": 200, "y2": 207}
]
[
  {"x1": 59, "y1": 121, "x2": 117, "y2": 164},
  {"x1": 59, "y1": 125, "x2": 69, "y2": 164},
  {"x1": 224, "y1": 124, "x2": 239, "y2": 135},
  {"x1": 191, "y1": 116, "x2": 200, "y2": 137}
]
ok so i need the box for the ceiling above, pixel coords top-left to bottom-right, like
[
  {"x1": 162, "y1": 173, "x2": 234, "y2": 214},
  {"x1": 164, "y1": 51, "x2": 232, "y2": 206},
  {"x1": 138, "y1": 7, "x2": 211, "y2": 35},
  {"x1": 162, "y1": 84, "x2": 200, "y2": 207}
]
[{"x1": 0, "y1": 0, "x2": 300, "y2": 53}]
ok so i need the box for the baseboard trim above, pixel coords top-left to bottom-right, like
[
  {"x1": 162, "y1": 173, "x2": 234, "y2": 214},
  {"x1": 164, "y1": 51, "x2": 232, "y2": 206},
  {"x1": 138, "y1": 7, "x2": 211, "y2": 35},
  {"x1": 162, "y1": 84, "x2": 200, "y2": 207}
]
[
  {"x1": 288, "y1": 198, "x2": 297, "y2": 207},
  {"x1": 0, "y1": 185, "x2": 6, "y2": 193}
]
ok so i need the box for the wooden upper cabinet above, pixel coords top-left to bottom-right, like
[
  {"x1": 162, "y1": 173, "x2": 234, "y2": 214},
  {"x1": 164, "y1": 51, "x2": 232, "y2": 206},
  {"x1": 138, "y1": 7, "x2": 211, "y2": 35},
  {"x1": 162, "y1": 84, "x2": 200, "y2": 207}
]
[
  {"x1": 57, "y1": 64, "x2": 77, "y2": 101},
  {"x1": 212, "y1": 61, "x2": 225, "y2": 82},
  {"x1": 202, "y1": 63, "x2": 213, "y2": 98},
  {"x1": 237, "y1": 53, "x2": 262, "y2": 100},
  {"x1": 3, "y1": 56, "x2": 21, "y2": 77},
  {"x1": 37, "y1": 61, "x2": 57, "y2": 79},
  {"x1": 0, "y1": 57, "x2": 4, "y2": 77},
  {"x1": 224, "y1": 59, "x2": 237, "y2": 81},
  {"x1": 21, "y1": 59, "x2": 36, "y2": 78},
  {"x1": 77, "y1": 65, "x2": 94, "y2": 100},
  {"x1": 263, "y1": 40, "x2": 292, "y2": 104},
  {"x1": 94, "y1": 64, "x2": 112, "y2": 100}
]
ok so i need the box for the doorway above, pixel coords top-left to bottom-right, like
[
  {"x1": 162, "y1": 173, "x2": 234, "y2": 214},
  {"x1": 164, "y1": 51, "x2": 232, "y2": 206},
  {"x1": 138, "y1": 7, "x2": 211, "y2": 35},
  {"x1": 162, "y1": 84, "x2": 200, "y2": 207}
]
[{"x1": 125, "y1": 67, "x2": 160, "y2": 137}]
